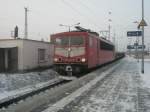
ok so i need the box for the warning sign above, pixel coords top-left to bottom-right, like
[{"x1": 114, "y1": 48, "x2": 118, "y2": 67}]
[{"x1": 138, "y1": 19, "x2": 147, "y2": 28}]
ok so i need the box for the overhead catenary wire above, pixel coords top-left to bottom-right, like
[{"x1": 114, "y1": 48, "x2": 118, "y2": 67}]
[
  {"x1": 75, "y1": 0, "x2": 115, "y2": 40},
  {"x1": 61, "y1": 0, "x2": 101, "y2": 30},
  {"x1": 83, "y1": 0, "x2": 102, "y2": 12},
  {"x1": 61, "y1": 0, "x2": 85, "y2": 21},
  {"x1": 75, "y1": 0, "x2": 98, "y2": 17}
]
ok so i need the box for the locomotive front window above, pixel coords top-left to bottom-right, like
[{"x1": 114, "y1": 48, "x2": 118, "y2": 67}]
[
  {"x1": 55, "y1": 37, "x2": 69, "y2": 46},
  {"x1": 55, "y1": 36, "x2": 84, "y2": 46},
  {"x1": 70, "y1": 37, "x2": 84, "y2": 45}
]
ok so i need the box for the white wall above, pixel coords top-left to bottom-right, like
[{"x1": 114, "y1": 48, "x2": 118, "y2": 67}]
[
  {"x1": 0, "y1": 39, "x2": 54, "y2": 71},
  {"x1": 22, "y1": 40, "x2": 54, "y2": 70}
]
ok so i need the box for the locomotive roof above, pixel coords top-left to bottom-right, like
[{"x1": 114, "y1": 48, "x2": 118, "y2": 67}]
[
  {"x1": 51, "y1": 31, "x2": 114, "y2": 46},
  {"x1": 51, "y1": 31, "x2": 88, "y2": 36}
]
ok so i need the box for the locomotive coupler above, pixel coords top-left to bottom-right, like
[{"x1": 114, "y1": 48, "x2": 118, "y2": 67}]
[{"x1": 66, "y1": 65, "x2": 72, "y2": 76}]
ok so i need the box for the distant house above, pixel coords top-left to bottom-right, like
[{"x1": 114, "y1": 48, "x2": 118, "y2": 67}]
[{"x1": 0, "y1": 39, "x2": 54, "y2": 72}]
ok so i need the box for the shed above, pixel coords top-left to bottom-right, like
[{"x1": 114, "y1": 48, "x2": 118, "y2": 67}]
[{"x1": 0, "y1": 39, "x2": 54, "y2": 72}]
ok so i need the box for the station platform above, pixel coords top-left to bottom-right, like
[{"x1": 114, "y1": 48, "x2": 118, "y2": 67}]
[{"x1": 43, "y1": 57, "x2": 150, "y2": 112}]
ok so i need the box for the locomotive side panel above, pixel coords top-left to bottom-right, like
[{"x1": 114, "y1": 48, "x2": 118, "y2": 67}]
[
  {"x1": 87, "y1": 35, "x2": 115, "y2": 69},
  {"x1": 87, "y1": 35, "x2": 99, "y2": 68},
  {"x1": 98, "y1": 40, "x2": 115, "y2": 65}
]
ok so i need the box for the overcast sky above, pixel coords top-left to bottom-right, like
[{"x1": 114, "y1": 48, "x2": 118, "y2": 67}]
[{"x1": 0, "y1": 0, "x2": 150, "y2": 51}]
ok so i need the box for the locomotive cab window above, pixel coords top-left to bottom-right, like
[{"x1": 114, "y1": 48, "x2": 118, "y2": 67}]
[
  {"x1": 53, "y1": 36, "x2": 84, "y2": 46},
  {"x1": 70, "y1": 36, "x2": 84, "y2": 45},
  {"x1": 55, "y1": 37, "x2": 69, "y2": 46}
]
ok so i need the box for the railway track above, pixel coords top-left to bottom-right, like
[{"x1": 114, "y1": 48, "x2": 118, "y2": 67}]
[
  {"x1": 42, "y1": 60, "x2": 123, "y2": 112},
  {"x1": 0, "y1": 79, "x2": 70, "y2": 109}
]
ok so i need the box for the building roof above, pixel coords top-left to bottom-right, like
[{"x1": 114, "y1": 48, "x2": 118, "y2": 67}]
[{"x1": 0, "y1": 38, "x2": 51, "y2": 44}]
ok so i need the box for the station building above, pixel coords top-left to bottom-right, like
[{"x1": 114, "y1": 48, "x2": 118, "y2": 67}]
[{"x1": 0, "y1": 39, "x2": 54, "y2": 72}]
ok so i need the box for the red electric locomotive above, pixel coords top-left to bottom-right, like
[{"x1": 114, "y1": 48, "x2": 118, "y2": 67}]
[{"x1": 51, "y1": 26, "x2": 115, "y2": 76}]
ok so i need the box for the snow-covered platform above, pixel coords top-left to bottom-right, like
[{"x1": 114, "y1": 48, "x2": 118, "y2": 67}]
[{"x1": 43, "y1": 57, "x2": 150, "y2": 112}]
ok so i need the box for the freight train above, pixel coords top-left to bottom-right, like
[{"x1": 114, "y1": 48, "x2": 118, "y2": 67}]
[{"x1": 51, "y1": 26, "x2": 118, "y2": 76}]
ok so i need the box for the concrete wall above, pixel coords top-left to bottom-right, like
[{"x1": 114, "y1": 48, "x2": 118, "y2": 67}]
[{"x1": 22, "y1": 40, "x2": 54, "y2": 70}]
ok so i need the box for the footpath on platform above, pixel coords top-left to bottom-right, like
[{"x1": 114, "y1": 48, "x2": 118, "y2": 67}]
[{"x1": 44, "y1": 57, "x2": 150, "y2": 112}]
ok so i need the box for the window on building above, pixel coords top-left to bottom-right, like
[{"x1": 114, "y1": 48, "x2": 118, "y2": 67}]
[
  {"x1": 38, "y1": 49, "x2": 46, "y2": 63},
  {"x1": 100, "y1": 41, "x2": 114, "y2": 51}
]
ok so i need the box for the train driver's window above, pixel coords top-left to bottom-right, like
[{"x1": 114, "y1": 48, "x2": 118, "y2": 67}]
[{"x1": 55, "y1": 38, "x2": 61, "y2": 45}]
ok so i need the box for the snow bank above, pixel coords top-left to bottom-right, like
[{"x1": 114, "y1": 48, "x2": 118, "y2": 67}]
[
  {"x1": 125, "y1": 57, "x2": 150, "y2": 89},
  {"x1": 137, "y1": 59, "x2": 150, "y2": 89},
  {"x1": 0, "y1": 69, "x2": 58, "y2": 93}
]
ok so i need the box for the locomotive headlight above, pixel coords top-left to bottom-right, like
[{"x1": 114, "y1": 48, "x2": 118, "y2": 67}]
[
  {"x1": 54, "y1": 58, "x2": 58, "y2": 62},
  {"x1": 68, "y1": 48, "x2": 71, "y2": 52},
  {"x1": 81, "y1": 58, "x2": 86, "y2": 62}
]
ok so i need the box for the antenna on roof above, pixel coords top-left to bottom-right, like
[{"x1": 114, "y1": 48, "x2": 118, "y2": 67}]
[
  {"x1": 24, "y1": 7, "x2": 29, "y2": 39},
  {"x1": 14, "y1": 26, "x2": 18, "y2": 39}
]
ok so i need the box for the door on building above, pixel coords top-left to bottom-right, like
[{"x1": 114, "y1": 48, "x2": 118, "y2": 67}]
[
  {"x1": 8, "y1": 47, "x2": 18, "y2": 72},
  {"x1": 0, "y1": 49, "x2": 5, "y2": 72},
  {"x1": 0, "y1": 47, "x2": 18, "y2": 72}
]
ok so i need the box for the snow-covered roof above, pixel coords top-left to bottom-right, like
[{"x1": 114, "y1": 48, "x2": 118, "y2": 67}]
[{"x1": 0, "y1": 38, "x2": 50, "y2": 44}]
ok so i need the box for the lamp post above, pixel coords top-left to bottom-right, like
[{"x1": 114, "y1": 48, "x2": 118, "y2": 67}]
[
  {"x1": 141, "y1": 0, "x2": 145, "y2": 73},
  {"x1": 108, "y1": 19, "x2": 112, "y2": 40},
  {"x1": 108, "y1": 11, "x2": 112, "y2": 41},
  {"x1": 135, "y1": 0, "x2": 147, "y2": 74},
  {"x1": 148, "y1": 43, "x2": 150, "y2": 55},
  {"x1": 59, "y1": 23, "x2": 80, "y2": 32}
]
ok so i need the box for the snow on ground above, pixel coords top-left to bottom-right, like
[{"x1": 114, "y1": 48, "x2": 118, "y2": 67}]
[
  {"x1": 127, "y1": 56, "x2": 150, "y2": 89},
  {"x1": 43, "y1": 62, "x2": 120, "y2": 112},
  {"x1": 0, "y1": 69, "x2": 59, "y2": 100},
  {"x1": 139, "y1": 59, "x2": 150, "y2": 89},
  {"x1": 43, "y1": 57, "x2": 150, "y2": 112}
]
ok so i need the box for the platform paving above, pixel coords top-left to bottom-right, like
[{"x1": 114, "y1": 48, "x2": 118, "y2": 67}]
[{"x1": 44, "y1": 58, "x2": 150, "y2": 112}]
